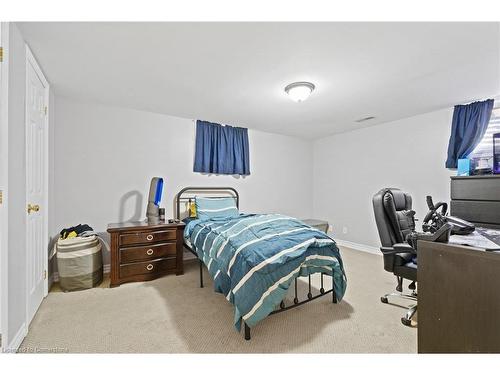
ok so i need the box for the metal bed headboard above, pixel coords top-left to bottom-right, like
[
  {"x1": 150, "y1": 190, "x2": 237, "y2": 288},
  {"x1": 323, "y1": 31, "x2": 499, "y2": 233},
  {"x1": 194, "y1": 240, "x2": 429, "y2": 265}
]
[{"x1": 175, "y1": 186, "x2": 239, "y2": 220}]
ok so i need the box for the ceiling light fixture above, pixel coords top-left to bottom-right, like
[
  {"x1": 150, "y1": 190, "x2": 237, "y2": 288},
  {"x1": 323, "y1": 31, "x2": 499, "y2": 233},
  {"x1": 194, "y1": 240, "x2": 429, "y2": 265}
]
[{"x1": 284, "y1": 82, "x2": 315, "y2": 102}]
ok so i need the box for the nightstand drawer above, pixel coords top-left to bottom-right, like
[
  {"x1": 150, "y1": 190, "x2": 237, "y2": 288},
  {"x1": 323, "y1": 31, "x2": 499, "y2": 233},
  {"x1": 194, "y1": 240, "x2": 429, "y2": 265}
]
[
  {"x1": 120, "y1": 257, "x2": 176, "y2": 278},
  {"x1": 120, "y1": 242, "x2": 177, "y2": 263},
  {"x1": 119, "y1": 229, "x2": 176, "y2": 246}
]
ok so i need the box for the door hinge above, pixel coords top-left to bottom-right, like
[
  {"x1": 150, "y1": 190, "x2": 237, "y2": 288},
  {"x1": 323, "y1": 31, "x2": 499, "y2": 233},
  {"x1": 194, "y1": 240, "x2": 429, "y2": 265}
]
[
  {"x1": 44, "y1": 106, "x2": 47, "y2": 116},
  {"x1": 0, "y1": 47, "x2": 3, "y2": 63},
  {"x1": 43, "y1": 270, "x2": 47, "y2": 280},
  {"x1": 0, "y1": 190, "x2": 3, "y2": 205}
]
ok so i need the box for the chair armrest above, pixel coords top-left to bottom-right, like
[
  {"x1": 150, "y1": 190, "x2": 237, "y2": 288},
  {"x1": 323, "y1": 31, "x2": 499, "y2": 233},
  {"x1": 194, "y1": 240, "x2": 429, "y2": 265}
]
[{"x1": 381, "y1": 243, "x2": 416, "y2": 256}]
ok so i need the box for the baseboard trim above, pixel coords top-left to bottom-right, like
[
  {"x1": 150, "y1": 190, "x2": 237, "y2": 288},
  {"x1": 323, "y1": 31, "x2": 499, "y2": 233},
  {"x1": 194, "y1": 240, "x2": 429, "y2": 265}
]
[
  {"x1": 3, "y1": 323, "x2": 27, "y2": 353},
  {"x1": 335, "y1": 239, "x2": 381, "y2": 256}
]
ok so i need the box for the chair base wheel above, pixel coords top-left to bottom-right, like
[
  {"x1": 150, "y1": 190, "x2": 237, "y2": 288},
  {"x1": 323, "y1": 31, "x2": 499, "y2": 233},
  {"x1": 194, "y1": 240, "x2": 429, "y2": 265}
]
[
  {"x1": 401, "y1": 317, "x2": 412, "y2": 326},
  {"x1": 380, "y1": 296, "x2": 388, "y2": 304}
]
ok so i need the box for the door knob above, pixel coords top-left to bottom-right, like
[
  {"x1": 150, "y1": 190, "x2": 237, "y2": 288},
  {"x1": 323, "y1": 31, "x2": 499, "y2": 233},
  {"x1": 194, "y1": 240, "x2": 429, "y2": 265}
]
[{"x1": 27, "y1": 203, "x2": 40, "y2": 214}]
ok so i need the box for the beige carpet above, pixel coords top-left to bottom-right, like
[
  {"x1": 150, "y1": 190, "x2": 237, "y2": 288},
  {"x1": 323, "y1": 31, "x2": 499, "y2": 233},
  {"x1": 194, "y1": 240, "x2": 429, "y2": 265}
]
[{"x1": 20, "y1": 247, "x2": 417, "y2": 353}]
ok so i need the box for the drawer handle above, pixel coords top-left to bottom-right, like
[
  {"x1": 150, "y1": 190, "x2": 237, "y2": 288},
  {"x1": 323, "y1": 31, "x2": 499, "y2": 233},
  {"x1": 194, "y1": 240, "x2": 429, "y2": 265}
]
[
  {"x1": 146, "y1": 264, "x2": 154, "y2": 271},
  {"x1": 146, "y1": 249, "x2": 154, "y2": 256},
  {"x1": 146, "y1": 234, "x2": 154, "y2": 241}
]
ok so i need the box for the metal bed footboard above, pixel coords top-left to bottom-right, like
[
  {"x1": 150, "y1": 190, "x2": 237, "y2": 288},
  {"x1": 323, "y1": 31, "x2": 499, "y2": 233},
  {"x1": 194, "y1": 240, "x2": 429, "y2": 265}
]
[
  {"x1": 185, "y1": 247, "x2": 337, "y2": 340},
  {"x1": 246, "y1": 271, "x2": 337, "y2": 340},
  {"x1": 175, "y1": 186, "x2": 337, "y2": 341}
]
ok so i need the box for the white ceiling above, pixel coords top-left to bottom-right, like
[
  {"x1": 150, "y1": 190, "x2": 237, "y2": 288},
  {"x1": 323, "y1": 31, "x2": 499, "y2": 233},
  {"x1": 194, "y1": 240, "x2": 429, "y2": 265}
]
[{"x1": 17, "y1": 22, "x2": 500, "y2": 139}]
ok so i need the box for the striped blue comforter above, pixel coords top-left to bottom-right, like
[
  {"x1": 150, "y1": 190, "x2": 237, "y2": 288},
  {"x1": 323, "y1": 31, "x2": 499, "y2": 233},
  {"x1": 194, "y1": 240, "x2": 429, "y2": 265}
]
[{"x1": 184, "y1": 214, "x2": 347, "y2": 330}]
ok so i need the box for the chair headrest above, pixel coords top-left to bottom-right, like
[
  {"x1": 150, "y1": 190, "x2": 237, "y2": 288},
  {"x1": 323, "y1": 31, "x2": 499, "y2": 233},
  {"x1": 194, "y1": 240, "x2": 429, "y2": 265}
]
[
  {"x1": 372, "y1": 188, "x2": 414, "y2": 247},
  {"x1": 390, "y1": 190, "x2": 410, "y2": 211}
]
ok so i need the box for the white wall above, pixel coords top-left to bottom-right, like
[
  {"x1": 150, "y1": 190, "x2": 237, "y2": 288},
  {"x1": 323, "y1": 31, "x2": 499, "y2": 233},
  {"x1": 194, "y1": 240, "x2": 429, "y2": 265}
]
[
  {"x1": 47, "y1": 90, "x2": 56, "y2": 282},
  {"x1": 313, "y1": 108, "x2": 455, "y2": 249},
  {"x1": 53, "y1": 96, "x2": 313, "y2": 246},
  {"x1": 53, "y1": 97, "x2": 458, "y2": 260}
]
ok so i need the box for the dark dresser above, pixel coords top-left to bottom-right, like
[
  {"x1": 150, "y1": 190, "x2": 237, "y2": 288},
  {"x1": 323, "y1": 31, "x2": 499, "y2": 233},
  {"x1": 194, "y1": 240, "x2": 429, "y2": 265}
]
[
  {"x1": 450, "y1": 175, "x2": 500, "y2": 229},
  {"x1": 107, "y1": 221, "x2": 185, "y2": 287}
]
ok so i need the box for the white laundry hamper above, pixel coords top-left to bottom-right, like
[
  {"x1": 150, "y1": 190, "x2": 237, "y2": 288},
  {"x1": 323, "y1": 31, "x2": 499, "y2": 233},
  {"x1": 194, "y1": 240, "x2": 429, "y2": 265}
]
[{"x1": 55, "y1": 235, "x2": 103, "y2": 291}]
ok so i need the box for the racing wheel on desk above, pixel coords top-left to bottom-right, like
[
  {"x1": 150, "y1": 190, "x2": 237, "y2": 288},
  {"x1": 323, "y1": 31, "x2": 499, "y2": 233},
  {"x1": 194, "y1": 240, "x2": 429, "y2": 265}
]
[{"x1": 422, "y1": 196, "x2": 475, "y2": 235}]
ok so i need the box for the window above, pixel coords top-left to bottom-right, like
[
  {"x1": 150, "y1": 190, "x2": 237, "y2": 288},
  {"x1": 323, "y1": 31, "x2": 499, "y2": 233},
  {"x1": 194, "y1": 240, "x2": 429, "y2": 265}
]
[{"x1": 469, "y1": 106, "x2": 500, "y2": 160}]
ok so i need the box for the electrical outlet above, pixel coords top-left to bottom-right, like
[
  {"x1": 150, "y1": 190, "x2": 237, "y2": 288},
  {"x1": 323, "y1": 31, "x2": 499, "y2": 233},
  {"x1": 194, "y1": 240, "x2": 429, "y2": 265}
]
[{"x1": 342, "y1": 226, "x2": 348, "y2": 234}]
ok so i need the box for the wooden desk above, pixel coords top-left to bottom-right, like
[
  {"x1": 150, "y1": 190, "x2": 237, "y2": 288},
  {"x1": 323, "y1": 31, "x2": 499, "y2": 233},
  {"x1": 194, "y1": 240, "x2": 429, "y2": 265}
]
[{"x1": 418, "y1": 241, "x2": 500, "y2": 353}]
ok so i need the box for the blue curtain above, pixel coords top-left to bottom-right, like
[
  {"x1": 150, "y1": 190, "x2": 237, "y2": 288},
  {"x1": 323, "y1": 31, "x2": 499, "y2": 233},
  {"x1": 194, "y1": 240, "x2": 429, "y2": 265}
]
[
  {"x1": 193, "y1": 120, "x2": 250, "y2": 175},
  {"x1": 445, "y1": 99, "x2": 494, "y2": 168}
]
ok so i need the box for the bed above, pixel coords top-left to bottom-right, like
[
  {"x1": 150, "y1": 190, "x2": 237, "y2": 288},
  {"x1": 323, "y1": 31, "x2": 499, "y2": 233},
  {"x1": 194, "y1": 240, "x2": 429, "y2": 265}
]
[{"x1": 175, "y1": 186, "x2": 347, "y2": 340}]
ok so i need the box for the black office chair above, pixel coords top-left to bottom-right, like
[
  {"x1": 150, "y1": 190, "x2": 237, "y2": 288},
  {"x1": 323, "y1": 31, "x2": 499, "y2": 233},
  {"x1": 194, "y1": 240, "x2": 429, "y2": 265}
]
[{"x1": 372, "y1": 188, "x2": 418, "y2": 326}]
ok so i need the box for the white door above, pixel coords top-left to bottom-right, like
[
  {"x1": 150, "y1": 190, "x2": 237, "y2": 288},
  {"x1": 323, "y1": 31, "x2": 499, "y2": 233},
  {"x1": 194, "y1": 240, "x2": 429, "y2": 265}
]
[{"x1": 25, "y1": 47, "x2": 49, "y2": 325}]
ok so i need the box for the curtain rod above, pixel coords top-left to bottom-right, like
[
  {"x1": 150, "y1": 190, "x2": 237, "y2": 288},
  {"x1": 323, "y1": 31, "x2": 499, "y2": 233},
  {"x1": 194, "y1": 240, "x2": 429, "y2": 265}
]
[
  {"x1": 455, "y1": 98, "x2": 495, "y2": 106},
  {"x1": 191, "y1": 119, "x2": 231, "y2": 127}
]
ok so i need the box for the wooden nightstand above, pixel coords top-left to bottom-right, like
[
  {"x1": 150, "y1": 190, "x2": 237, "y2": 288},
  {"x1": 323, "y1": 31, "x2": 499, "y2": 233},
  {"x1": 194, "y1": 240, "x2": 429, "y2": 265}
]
[{"x1": 107, "y1": 221, "x2": 185, "y2": 287}]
